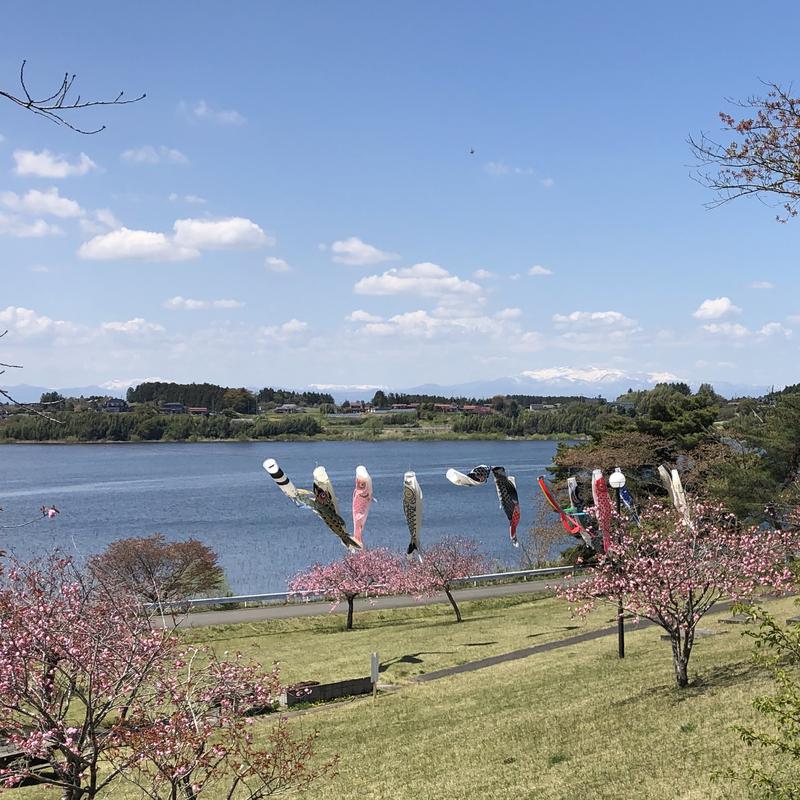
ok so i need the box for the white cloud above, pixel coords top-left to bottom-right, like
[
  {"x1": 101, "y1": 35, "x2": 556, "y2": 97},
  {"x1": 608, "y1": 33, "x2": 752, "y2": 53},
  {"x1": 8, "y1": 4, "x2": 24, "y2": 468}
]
[
  {"x1": 79, "y1": 227, "x2": 198, "y2": 261},
  {"x1": 540, "y1": 178, "x2": 555, "y2": 188},
  {"x1": 484, "y1": 161, "x2": 534, "y2": 176},
  {"x1": 349, "y1": 305, "x2": 542, "y2": 351},
  {"x1": 101, "y1": 377, "x2": 167, "y2": 392},
  {"x1": 280, "y1": 319, "x2": 308, "y2": 334},
  {"x1": 758, "y1": 322, "x2": 792, "y2": 338},
  {"x1": 265, "y1": 256, "x2": 291, "y2": 273},
  {"x1": 648, "y1": 371, "x2": 682, "y2": 383},
  {"x1": 1, "y1": 187, "x2": 83, "y2": 218},
  {"x1": 121, "y1": 145, "x2": 188, "y2": 165},
  {"x1": 702, "y1": 322, "x2": 749, "y2": 338},
  {"x1": 700, "y1": 321, "x2": 791, "y2": 340},
  {"x1": 748, "y1": 281, "x2": 775, "y2": 289},
  {"x1": 79, "y1": 208, "x2": 122, "y2": 236},
  {"x1": 0, "y1": 213, "x2": 62, "y2": 238},
  {"x1": 551, "y1": 310, "x2": 639, "y2": 350},
  {"x1": 173, "y1": 217, "x2": 272, "y2": 249},
  {"x1": 96, "y1": 208, "x2": 120, "y2": 228},
  {"x1": 259, "y1": 319, "x2": 309, "y2": 340},
  {"x1": 552, "y1": 310, "x2": 637, "y2": 329},
  {"x1": 13, "y1": 149, "x2": 97, "y2": 178},
  {"x1": 484, "y1": 161, "x2": 510, "y2": 176},
  {"x1": 529, "y1": 265, "x2": 552, "y2": 276},
  {"x1": 473, "y1": 269, "x2": 496, "y2": 280},
  {"x1": 182, "y1": 100, "x2": 246, "y2": 126},
  {"x1": 0, "y1": 306, "x2": 77, "y2": 338},
  {"x1": 101, "y1": 318, "x2": 165, "y2": 335},
  {"x1": 30, "y1": 265, "x2": 50, "y2": 273},
  {"x1": 693, "y1": 297, "x2": 741, "y2": 319},
  {"x1": 359, "y1": 310, "x2": 468, "y2": 338},
  {"x1": 330, "y1": 237, "x2": 398, "y2": 266},
  {"x1": 168, "y1": 193, "x2": 206, "y2": 204},
  {"x1": 695, "y1": 360, "x2": 736, "y2": 370},
  {"x1": 517, "y1": 331, "x2": 544, "y2": 351},
  {"x1": 346, "y1": 309, "x2": 383, "y2": 323},
  {"x1": 309, "y1": 383, "x2": 385, "y2": 392},
  {"x1": 495, "y1": 308, "x2": 522, "y2": 320},
  {"x1": 354, "y1": 262, "x2": 482, "y2": 300},
  {"x1": 163, "y1": 296, "x2": 244, "y2": 310},
  {"x1": 79, "y1": 217, "x2": 270, "y2": 261}
]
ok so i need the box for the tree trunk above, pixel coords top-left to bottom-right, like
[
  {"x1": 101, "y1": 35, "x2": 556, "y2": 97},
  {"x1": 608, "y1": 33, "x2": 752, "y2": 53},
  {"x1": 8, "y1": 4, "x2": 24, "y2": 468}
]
[
  {"x1": 60, "y1": 760, "x2": 86, "y2": 800},
  {"x1": 346, "y1": 595, "x2": 355, "y2": 630},
  {"x1": 444, "y1": 587, "x2": 462, "y2": 622},
  {"x1": 670, "y1": 628, "x2": 693, "y2": 688},
  {"x1": 181, "y1": 773, "x2": 198, "y2": 800},
  {"x1": 61, "y1": 785, "x2": 85, "y2": 800}
]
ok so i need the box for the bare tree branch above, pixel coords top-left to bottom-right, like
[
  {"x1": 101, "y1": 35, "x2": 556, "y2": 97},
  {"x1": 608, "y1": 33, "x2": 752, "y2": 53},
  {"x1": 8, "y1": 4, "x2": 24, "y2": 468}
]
[
  {"x1": 0, "y1": 59, "x2": 145, "y2": 134},
  {"x1": 689, "y1": 80, "x2": 800, "y2": 222},
  {"x1": 0, "y1": 329, "x2": 64, "y2": 424}
]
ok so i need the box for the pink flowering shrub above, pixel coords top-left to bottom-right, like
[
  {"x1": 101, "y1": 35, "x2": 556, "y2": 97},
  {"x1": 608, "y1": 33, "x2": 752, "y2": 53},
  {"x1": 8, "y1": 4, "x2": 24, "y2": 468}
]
[
  {"x1": 289, "y1": 548, "x2": 408, "y2": 630},
  {"x1": 409, "y1": 537, "x2": 487, "y2": 622},
  {"x1": 558, "y1": 501, "x2": 799, "y2": 687},
  {"x1": 0, "y1": 553, "x2": 332, "y2": 799}
]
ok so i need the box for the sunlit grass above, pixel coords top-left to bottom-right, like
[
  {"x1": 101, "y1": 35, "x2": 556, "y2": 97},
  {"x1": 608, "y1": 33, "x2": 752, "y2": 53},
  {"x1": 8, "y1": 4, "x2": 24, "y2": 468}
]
[
  {"x1": 280, "y1": 594, "x2": 798, "y2": 800},
  {"x1": 15, "y1": 595, "x2": 798, "y2": 799},
  {"x1": 184, "y1": 593, "x2": 615, "y2": 684}
]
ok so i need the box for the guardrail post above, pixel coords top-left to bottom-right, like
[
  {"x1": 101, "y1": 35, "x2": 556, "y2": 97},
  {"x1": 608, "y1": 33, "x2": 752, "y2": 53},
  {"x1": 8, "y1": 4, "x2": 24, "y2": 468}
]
[{"x1": 371, "y1": 652, "x2": 379, "y2": 702}]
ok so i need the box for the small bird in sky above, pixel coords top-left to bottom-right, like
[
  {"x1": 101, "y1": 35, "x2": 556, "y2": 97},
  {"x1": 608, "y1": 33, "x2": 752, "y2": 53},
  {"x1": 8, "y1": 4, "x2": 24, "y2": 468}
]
[{"x1": 469, "y1": 147, "x2": 475, "y2": 155}]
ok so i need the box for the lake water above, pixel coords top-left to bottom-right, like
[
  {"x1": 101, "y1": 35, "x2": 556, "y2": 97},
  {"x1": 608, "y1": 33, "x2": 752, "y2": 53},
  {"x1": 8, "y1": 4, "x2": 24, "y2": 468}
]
[{"x1": 0, "y1": 440, "x2": 563, "y2": 594}]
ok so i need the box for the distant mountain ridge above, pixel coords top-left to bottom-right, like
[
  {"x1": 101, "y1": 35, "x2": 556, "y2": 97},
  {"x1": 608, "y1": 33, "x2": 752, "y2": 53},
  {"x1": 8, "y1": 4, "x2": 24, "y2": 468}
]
[
  {"x1": 2, "y1": 384, "x2": 118, "y2": 404},
  {"x1": 3, "y1": 370, "x2": 774, "y2": 406}
]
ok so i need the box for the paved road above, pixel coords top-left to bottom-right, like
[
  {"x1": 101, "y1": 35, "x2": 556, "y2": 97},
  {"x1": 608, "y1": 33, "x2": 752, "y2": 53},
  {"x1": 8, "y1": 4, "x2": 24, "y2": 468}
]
[{"x1": 174, "y1": 577, "x2": 570, "y2": 628}]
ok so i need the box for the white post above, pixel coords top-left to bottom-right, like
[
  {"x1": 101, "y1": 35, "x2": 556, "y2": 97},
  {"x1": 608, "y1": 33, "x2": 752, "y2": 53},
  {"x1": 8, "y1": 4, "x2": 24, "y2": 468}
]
[{"x1": 371, "y1": 652, "x2": 379, "y2": 701}]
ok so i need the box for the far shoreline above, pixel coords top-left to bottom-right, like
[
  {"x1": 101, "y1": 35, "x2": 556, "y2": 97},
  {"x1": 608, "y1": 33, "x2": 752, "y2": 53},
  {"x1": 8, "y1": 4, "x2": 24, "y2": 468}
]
[{"x1": 0, "y1": 433, "x2": 587, "y2": 446}]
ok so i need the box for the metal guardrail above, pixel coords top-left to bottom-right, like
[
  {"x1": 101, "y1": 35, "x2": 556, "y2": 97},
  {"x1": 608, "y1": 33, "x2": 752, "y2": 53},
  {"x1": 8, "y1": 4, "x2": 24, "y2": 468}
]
[{"x1": 151, "y1": 565, "x2": 576, "y2": 611}]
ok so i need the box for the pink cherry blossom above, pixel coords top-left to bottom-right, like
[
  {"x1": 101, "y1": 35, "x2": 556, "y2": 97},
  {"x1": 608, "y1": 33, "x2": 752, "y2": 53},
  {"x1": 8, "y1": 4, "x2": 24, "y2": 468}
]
[
  {"x1": 0, "y1": 553, "x2": 332, "y2": 798},
  {"x1": 558, "y1": 501, "x2": 799, "y2": 687},
  {"x1": 407, "y1": 537, "x2": 488, "y2": 622},
  {"x1": 289, "y1": 548, "x2": 408, "y2": 630}
]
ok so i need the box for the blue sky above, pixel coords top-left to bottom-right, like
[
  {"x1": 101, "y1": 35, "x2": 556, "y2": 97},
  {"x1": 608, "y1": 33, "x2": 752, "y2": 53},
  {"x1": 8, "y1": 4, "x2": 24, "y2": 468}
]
[{"x1": 2, "y1": 1, "x2": 800, "y2": 394}]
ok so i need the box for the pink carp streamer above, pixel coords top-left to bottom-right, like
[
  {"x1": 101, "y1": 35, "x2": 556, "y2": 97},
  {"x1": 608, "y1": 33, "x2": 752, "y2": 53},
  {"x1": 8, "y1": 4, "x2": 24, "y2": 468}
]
[
  {"x1": 591, "y1": 469, "x2": 613, "y2": 553},
  {"x1": 351, "y1": 465, "x2": 373, "y2": 547}
]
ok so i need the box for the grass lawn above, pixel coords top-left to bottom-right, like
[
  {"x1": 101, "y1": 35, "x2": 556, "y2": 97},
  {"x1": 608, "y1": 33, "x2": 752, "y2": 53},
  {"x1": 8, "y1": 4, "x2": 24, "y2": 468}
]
[
  {"x1": 14, "y1": 595, "x2": 797, "y2": 800},
  {"x1": 185, "y1": 593, "x2": 619, "y2": 685},
  {"x1": 279, "y1": 594, "x2": 799, "y2": 800}
]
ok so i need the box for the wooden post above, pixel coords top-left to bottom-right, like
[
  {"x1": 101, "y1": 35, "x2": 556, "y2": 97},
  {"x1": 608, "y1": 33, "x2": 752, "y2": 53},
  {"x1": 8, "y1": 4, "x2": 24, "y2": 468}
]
[{"x1": 371, "y1": 652, "x2": 379, "y2": 702}]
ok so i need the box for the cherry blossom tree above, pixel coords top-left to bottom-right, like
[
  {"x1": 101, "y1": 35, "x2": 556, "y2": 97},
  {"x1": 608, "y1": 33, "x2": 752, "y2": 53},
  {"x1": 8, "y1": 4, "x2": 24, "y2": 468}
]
[
  {"x1": 107, "y1": 652, "x2": 331, "y2": 800},
  {"x1": 690, "y1": 81, "x2": 800, "y2": 222},
  {"x1": 558, "y1": 502, "x2": 799, "y2": 687},
  {"x1": 0, "y1": 554, "x2": 331, "y2": 799},
  {"x1": 288, "y1": 548, "x2": 408, "y2": 630},
  {"x1": 409, "y1": 537, "x2": 487, "y2": 622}
]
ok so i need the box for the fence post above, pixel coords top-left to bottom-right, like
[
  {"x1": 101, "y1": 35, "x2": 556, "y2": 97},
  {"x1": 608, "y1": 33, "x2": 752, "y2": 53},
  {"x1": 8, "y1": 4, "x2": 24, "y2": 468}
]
[{"x1": 371, "y1": 652, "x2": 379, "y2": 702}]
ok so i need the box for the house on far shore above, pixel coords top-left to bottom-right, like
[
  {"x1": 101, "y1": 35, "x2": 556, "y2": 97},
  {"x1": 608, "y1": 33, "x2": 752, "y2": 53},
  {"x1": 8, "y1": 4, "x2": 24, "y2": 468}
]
[
  {"x1": 103, "y1": 398, "x2": 129, "y2": 413},
  {"x1": 462, "y1": 404, "x2": 495, "y2": 415},
  {"x1": 187, "y1": 407, "x2": 209, "y2": 416},
  {"x1": 161, "y1": 402, "x2": 186, "y2": 415},
  {"x1": 275, "y1": 403, "x2": 302, "y2": 414}
]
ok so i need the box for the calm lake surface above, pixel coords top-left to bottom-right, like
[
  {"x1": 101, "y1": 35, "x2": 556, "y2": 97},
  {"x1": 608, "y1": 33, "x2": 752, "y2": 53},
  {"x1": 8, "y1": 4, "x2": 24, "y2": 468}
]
[{"x1": 0, "y1": 441, "x2": 564, "y2": 594}]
